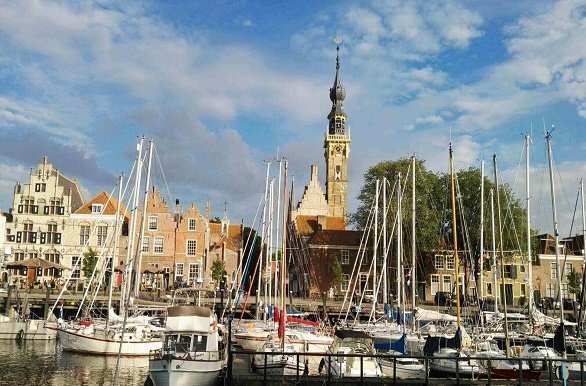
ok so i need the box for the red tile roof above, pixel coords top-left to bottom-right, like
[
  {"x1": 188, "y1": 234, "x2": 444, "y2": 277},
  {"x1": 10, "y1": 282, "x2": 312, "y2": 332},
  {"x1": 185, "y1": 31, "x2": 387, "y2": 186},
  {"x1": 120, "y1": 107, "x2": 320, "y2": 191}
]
[{"x1": 73, "y1": 191, "x2": 129, "y2": 219}]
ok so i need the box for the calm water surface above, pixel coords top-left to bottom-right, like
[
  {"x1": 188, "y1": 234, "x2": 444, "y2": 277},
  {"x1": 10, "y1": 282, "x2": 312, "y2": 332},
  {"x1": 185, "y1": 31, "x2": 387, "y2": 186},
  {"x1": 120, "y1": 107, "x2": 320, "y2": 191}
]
[{"x1": 0, "y1": 339, "x2": 149, "y2": 386}]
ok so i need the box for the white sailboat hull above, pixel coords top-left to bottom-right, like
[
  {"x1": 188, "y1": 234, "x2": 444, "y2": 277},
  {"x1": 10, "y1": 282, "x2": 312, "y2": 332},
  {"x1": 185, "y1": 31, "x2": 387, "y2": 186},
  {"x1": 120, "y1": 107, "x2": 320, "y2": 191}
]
[
  {"x1": 379, "y1": 358, "x2": 427, "y2": 379},
  {"x1": 58, "y1": 327, "x2": 162, "y2": 356}
]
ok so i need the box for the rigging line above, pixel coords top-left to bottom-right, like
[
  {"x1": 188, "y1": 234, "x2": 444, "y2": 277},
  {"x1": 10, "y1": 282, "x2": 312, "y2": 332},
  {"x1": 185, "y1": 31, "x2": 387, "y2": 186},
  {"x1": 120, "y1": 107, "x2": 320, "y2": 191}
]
[
  {"x1": 559, "y1": 183, "x2": 581, "y2": 283},
  {"x1": 152, "y1": 143, "x2": 174, "y2": 205}
]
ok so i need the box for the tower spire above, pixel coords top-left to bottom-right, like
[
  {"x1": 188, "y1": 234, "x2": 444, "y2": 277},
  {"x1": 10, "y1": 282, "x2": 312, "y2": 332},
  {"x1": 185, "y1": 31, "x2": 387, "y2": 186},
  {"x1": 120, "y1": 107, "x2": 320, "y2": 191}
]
[{"x1": 328, "y1": 37, "x2": 346, "y2": 135}]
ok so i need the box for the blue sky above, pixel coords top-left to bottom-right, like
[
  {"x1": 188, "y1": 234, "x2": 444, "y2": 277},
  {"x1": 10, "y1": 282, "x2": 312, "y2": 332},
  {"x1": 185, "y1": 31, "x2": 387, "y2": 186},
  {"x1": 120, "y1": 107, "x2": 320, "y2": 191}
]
[{"x1": 0, "y1": 0, "x2": 585, "y2": 237}]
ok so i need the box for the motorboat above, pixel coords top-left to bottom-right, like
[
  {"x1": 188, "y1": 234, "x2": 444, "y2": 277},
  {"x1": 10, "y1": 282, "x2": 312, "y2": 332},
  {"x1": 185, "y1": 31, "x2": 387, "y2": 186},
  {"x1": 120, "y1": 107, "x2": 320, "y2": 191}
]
[
  {"x1": 148, "y1": 306, "x2": 227, "y2": 386},
  {"x1": 251, "y1": 339, "x2": 303, "y2": 376},
  {"x1": 319, "y1": 329, "x2": 382, "y2": 378}
]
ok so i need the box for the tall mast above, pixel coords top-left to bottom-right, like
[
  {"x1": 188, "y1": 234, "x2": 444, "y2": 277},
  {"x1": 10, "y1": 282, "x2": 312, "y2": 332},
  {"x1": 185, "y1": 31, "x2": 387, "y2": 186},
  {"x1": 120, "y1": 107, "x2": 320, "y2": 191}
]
[
  {"x1": 106, "y1": 174, "x2": 123, "y2": 331},
  {"x1": 578, "y1": 179, "x2": 586, "y2": 327},
  {"x1": 256, "y1": 161, "x2": 271, "y2": 320},
  {"x1": 490, "y1": 188, "x2": 498, "y2": 312},
  {"x1": 479, "y1": 161, "x2": 485, "y2": 303},
  {"x1": 280, "y1": 161, "x2": 288, "y2": 351},
  {"x1": 411, "y1": 156, "x2": 417, "y2": 322},
  {"x1": 449, "y1": 145, "x2": 461, "y2": 326},
  {"x1": 525, "y1": 134, "x2": 534, "y2": 320},
  {"x1": 396, "y1": 173, "x2": 402, "y2": 310},
  {"x1": 134, "y1": 139, "x2": 153, "y2": 297},
  {"x1": 382, "y1": 177, "x2": 387, "y2": 306},
  {"x1": 493, "y1": 154, "x2": 510, "y2": 357},
  {"x1": 373, "y1": 179, "x2": 379, "y2": 307},
  {"x1": 546, "y1": 131, "x2": 565, "y2": 331}
]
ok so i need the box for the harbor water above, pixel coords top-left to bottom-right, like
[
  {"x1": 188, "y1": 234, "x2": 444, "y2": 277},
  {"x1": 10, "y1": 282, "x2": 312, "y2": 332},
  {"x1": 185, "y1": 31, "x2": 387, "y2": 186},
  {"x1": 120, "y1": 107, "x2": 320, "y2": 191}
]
[{"x1": 0, "y1": 339, "x2": 149, "y2": 386}]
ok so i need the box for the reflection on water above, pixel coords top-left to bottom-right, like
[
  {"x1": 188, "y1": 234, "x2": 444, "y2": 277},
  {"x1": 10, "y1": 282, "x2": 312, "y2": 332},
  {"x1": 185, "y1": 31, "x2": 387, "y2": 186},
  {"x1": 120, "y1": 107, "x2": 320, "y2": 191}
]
[{"x1": 0, "y1": 339, "x2": 149, "y2": 386}]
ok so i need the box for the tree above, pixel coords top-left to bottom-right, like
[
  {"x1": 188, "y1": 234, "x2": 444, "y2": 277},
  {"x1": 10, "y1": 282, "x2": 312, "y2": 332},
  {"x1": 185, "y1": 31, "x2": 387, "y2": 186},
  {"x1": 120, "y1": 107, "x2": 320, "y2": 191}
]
[
  {"x1": 568, "y1": 268, "x2": 582, "y2": 299},
  {"x1": 211, "y1": 258, "x2": 226, "y2": 284},
  {"x1": 331, "y1": 258, "x2": 343, "y2": 289},
  {"x1": 82, "y1": 247, "x2": 99, "y2": 280}
]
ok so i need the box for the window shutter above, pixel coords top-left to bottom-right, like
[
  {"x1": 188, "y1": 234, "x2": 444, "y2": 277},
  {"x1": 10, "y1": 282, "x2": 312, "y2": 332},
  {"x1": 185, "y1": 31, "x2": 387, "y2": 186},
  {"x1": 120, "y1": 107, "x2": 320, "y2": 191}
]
[
  {"x1": 55, "y1": 233, "x2": 61, "y2": 244},
  {"x1": 17, "y1": 205, "x2": 23, "y2": 213},
  {"x1": 16, "y1": 232, "x2": 22, "y2": 243},
  {"x1": 40, "y1": 233, "x2": 46, "y2": 244},
  {"x1": 58, "y1": 206, "x2": 65, "y2": 215},
  {"x1": 44, "y1": 206, "x2": 49, "y2": 215},
  {"x1": 32, "y1": 205, "x2": 38, "y2": 214},
  {"x1": 30, "y1": 233, "x2": 37, "y2": 243}
]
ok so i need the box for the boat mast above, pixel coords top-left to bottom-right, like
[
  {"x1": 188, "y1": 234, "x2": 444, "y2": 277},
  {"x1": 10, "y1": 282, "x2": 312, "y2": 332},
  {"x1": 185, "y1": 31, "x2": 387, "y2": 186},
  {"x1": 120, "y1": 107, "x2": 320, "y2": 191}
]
[
  {"x1": 256, "y1": 161, "x2": 271, "y2": 321},
  {"x1": 449, "y1": 145, "x2": 461, "y2": 326},
  {"x1": 134, "y1": 139, "x2": 153, "y2": 297},
  {"x1": 383, "y1": 177, "x2": 387, "y2": 307},
  {"x1": 546, "y1": 130, "x2": 565, "y2": 332},
  {"x1": 396, "y1": 173, "x2": 402, "y2": 313},
  {"x1": 493, "y1": 154, "x2": 510, "y2": 357},
  {"x1": 106, "y1": 174, "x2": 123, "y2": 331},
  {"x1": 577, "y1": 179, "x2": 586, "y2": 327},
  {"x1": 397, "y1": 172, "x2": 405, "y2": 314},
  {"x1": 479, "y1": 161, "x2": 485, "y2": 306},
  {"x1": 490, "y1": 188, "x2": 498, "y2": 313},
  {"x1": 280, "y1": 160, "x2": 288, "y2": 351},
  {"x1": 373, "y1": 179, "x2": 379, "y2": 308},
  {"x1": 411, "y1": 155, "x2": 417, "y2": 321},
  {"x1": 525, "y1": 134, "x2": 534, "y2": 321}
]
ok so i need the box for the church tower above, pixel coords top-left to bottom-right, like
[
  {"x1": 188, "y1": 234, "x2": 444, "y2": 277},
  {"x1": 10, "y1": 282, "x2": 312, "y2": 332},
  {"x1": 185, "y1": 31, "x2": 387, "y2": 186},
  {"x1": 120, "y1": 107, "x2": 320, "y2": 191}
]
[{"x1": 324, "y1": 39, "x2": 350, "y2": 220}]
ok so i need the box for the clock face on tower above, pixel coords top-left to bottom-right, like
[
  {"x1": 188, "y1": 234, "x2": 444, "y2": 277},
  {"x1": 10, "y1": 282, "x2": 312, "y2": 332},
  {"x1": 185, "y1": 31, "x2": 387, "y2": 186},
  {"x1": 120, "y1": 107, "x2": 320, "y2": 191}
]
[{"x1": 334, "y1": 145, "x2": 342, "y2": 154}]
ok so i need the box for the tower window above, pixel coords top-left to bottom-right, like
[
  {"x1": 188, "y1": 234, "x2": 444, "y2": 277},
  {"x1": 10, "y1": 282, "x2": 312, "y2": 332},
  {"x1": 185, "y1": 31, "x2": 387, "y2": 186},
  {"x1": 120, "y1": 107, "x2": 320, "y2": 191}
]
[{"x1": 335, "y1": 166, "x2": 341, "y2": 180}]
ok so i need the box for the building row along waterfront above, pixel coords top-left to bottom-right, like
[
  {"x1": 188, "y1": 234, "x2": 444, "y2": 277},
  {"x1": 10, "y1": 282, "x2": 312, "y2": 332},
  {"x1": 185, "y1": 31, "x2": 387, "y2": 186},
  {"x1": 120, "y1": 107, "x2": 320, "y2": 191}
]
[{"x1": 0, "y1": 157, "x2": 243, "y2": 292}]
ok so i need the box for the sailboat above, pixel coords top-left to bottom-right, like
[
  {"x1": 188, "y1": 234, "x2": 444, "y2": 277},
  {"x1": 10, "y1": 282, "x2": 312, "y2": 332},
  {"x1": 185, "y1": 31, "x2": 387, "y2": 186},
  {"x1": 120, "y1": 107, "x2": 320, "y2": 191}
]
[
  {"x1": 250, "y1": 161, "x2": 305, "y2": 376},
  {"x1": 57, "y1": 139, "x2": 164, "y2": 355},
  {"x1": 427, "y1": 144, "x2": 479, "y2": 379}
]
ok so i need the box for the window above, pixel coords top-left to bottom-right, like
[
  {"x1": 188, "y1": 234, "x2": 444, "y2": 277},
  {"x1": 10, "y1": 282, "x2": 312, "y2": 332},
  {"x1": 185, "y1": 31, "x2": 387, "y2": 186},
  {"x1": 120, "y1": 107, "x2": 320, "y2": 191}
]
[
  {"x1": 520, "y1": 283, "x2": 526, "y2": 297},
  {"x1": 14, "y1": 252, "x2": 25, "y2": 261},
  {"x1": 91, "y1": 204, "x2": 103, "y2": 214},
  {"x1": 565, "y1": 262, "x2": 573, "y2": 276},
  {"x1": 341, "y1": 250, "x2": 350, "y2": 265},
  {"x1": 29, "y1": 252, "x2": 38, "y2": 260},
  {"x1": 46, "y1": 223, "x2": 60, "y2": 244},
  {"x1": 80, "y1": 225, "x2": 90, "y2": 245},
  {"x1": 431, "y1": 274, "x2": 440, "y2": 295},
  {"x1": 148, "y1": 216, "x2": 158, "y2": 230},
  {"x1": 362, "y1": 256, "x2": 368, "y2": 266},
  {"x1": 175, "y1": 263, "x2": 184, "y2": 281},
  {"x1": 154, "y1": 236, "x2": 164, "y2": 253},
  {"x1": 72, "y1": 256, "x2": 81, "y2": 278},
  {"x1": 550, "y1": 262, "x2": 558, "y2": 279},
  {"x1": 442, "y1": 275, "x2": 452, "y2": 292},
  {"x1": 142, "y1": 236, "x2": 150, "y2": 252},
  {"x1": 97, "y1": 226, "x2": 108, "y2": 246},
  {"x1": 35, "y1": 183, "x2": 46, "y2": 192},
  {"x1": 486, "y1": 282, "x2": 492, "y2": 295},
  {"x1": 188, "y1": 263, "x2": 201, "y2": 284},
  {"x1": 186, "y1": 240, "x2": 197, "y2": 256},
  {"x1": 188, "y1": 218, "x2": 196, "y2": 231},
  {"x1": 434, "y1": 255, "x2": 444, "y2": 270},
  {"x1": 342, "y1": 274, "x2": 350, "y2": 291},
  {"x1": 561, "y1": 283, "x2": 569, "y2": 299},
  {"x1": 446, "y1": 256, "x2": 455, "y2": 270},
  {"x1": 44, "y1": 253, "x2": 60, "y2": 276},
  {"x1": 504, "y1": 265, "x2": 512, "y2": 278},
  {"x1": 48, "y1": 198, "x2": 61, "y2": 215},
  {"x1": 546, "y1": 282, "x2": 555, "y2": 298},
  {"x1": 22, "y1": 198, "x2": 35, "y2": 214},
  {"x1": 21, "y1": 222, "x2": 36, "y2": 243}
]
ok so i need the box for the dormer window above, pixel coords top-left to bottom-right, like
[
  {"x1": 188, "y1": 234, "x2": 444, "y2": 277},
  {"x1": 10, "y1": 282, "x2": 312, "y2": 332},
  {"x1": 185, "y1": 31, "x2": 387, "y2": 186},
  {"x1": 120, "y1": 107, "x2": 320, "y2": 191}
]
[{"x1": 92, "y1": 204, "x2": 103, "y2": 214}]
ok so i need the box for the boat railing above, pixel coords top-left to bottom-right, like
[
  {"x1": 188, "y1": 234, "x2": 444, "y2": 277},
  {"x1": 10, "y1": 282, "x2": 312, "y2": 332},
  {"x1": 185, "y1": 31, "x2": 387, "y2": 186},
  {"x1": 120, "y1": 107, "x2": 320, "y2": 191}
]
[
  {"x1": 149, "y1": 347, "x2": 226, "y2": 362},
  {"x1": 227, "y1": 347, "x2": 586, "y2": 385}
]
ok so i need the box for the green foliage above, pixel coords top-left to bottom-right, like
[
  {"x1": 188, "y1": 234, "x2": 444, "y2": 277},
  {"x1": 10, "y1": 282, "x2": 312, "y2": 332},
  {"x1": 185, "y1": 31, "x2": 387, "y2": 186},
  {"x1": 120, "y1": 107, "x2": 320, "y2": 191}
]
[
  {"x1": 331, "y1": 258, "x2": 343, "y2": 287},
  {"x1": 211, "y1": 259, "x2": 226, "y2": 283},
  {"x1": 567, "y1": 268, "x2": 582, "y2": 298},
  {"x1": 82, "y1": 247, "x2": 99, "y2": 280},
  {"x1": 351, "y1": 158, "x2": 529, "y2": 279}
]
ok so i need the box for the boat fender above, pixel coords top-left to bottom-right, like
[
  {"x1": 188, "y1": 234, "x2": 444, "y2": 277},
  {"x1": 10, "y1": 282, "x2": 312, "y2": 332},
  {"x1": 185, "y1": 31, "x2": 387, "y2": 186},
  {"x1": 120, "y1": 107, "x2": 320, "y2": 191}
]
[
  {"x1": 16, "y1": 329, "x2": 24, "y2": 342},
  {"x1": 143, "y1": 375, "x2": 154, "y2": 386}
]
